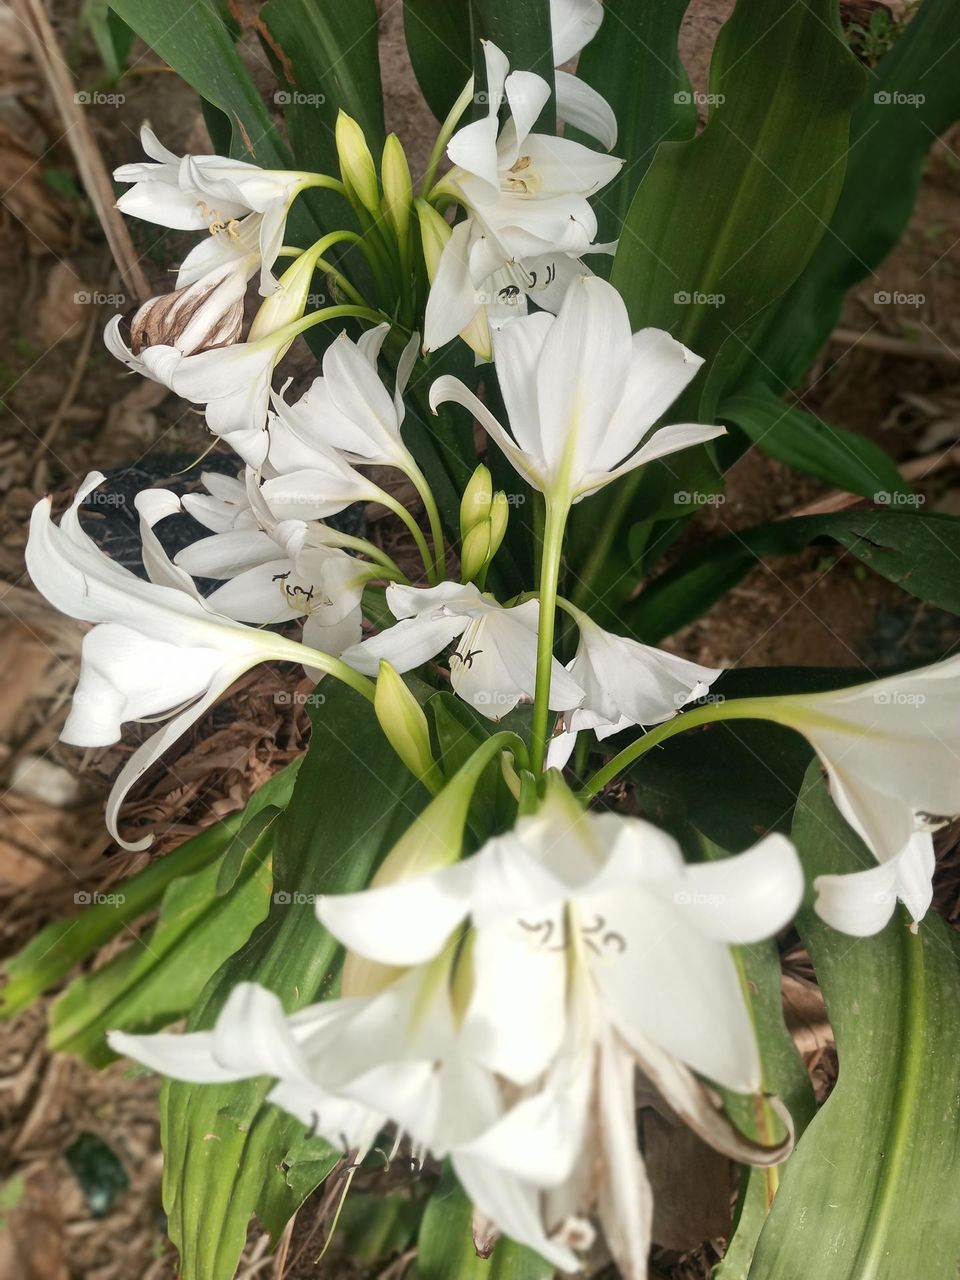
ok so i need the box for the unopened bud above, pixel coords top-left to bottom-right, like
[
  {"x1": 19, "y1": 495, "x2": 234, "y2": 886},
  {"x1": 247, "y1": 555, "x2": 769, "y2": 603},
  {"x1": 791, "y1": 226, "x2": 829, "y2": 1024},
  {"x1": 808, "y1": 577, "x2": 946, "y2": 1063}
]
[
  {"x1": 488, "y1": 490, "x2": 509, "y2": 558},
  {"x1": 416, "y1": 200, "x2": 491, "y2": 360},
  {"x1": 460, "y1": 464, "x2": 494, "y2": 538},
  {"x1": 460, "y1": 521, "x2": 493, "y2": 584},
  {"x1": 336, "y1": 111, "x2": 380, "y2": 214},
  {"x1": 374, "y1": 660, "x2": 439, "y2": 788},
  {"x1": 381, "y1": 133, "x2": 412, "y2": 243},
  {"x1": 248, "y1": 248, "x2": 317, "y2": 343}
]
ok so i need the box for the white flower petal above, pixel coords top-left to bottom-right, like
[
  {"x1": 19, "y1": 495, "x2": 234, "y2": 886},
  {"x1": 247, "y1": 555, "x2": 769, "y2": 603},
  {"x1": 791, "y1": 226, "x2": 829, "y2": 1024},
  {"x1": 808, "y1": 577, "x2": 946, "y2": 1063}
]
[{"x1": 555, "y1": 70, "x2": 618, "y2": 150}]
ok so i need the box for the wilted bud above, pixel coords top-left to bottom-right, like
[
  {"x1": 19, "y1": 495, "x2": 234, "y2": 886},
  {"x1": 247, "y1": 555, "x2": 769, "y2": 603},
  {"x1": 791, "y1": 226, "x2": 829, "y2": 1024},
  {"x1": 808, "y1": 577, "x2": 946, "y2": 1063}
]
[
  {"x1": 127, "y1": 264, "x2": 246, "y2": 356},
  {"x1": 381, "y1": 133, "x2": 413, "y2": 243},
  {"x1": 374, "y1": 660, "x2": 439, "y2": 787},
  {"x1": 336, "y1": 111, "x2": 380, "y2": 215},
  {"x1": 460, "y1": 464, "x2": 494, "y2": 538},
  {"x1": 247, "y1": 247, "x2": 318, "y2": 344},
  {"x1": 416, "y1": 200, "x2": 491, "y2": 360}
]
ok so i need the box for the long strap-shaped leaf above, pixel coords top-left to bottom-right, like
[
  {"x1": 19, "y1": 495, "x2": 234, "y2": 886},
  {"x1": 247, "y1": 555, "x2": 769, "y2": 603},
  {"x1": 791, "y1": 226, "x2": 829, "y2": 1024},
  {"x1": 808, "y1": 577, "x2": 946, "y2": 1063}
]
[
  {"x1": 160, "y1": 683, "x2": 428, "y2": 1280},
  {"x1": 749, "y1": 764, "x2": 960, "y2": 1278}
]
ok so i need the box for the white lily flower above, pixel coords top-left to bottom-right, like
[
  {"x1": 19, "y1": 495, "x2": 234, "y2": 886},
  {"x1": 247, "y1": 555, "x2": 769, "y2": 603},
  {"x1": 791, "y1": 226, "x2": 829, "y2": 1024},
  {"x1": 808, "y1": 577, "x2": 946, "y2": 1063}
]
[
  {"x1": 317, "y1": 786, "x2": 803, "y2": 1274},
  {"x1": 342, "y1": 582, "x2": 583, "y2": 719},
  {"x1": 267, "y1": 324, "x2": 420, "y2": 474},
  {"x1": 431, "y1": 275, "x2": 726, "y2": 507},
  {"x1": 174, "y1": 470, "x2": 371, "y2": 653},
  {"x1": 761, "y1": 658, "x2": 960, "y2": 935},
  {"x1": 114, "y1": 125, "x2": 319, "y2": 294},
  {"x1": 423, "y1": 42, "x2": 621, "y2": 353},
  {"x1": 24, "y1": 473, "x2": 362, "y2": 849},
  {"x1": 547, "y1": 603, "x2": 722, "y2": 768}
]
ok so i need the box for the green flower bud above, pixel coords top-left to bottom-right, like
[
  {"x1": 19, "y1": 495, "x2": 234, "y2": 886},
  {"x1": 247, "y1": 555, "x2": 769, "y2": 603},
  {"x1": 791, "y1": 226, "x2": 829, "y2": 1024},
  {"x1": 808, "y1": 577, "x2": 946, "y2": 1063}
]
[
  {"x1": 460, "y1": 464, "x2": 494, "y2": 539},
  {"x1": 335, "y1": 110, "x2": 379, "y2": 214},
  {"x1": 374, "y1": 660, "x2": 440, "y2": 787},
  {"x1": 415, "y1": 198, "x2": 451, "y2": 281},
  {"x1": 247, "y1": 248, "x2": 318, "y2": 344},
  {"x1": 381, "y1": 133, "x2": 413, "y2": 243},
  {"x1": 460, "y1": 520, "x2": 493, "y2": 584},
  {"x1": 488, "y1": 490, "x2": 509, "y2": 559}
]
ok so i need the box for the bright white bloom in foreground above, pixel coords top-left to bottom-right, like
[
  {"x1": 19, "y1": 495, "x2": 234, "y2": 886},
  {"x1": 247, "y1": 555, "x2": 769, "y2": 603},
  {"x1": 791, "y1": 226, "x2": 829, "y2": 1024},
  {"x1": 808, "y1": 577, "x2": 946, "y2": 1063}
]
[
  {"x1": 109, "y1": 788, "x2": 801, "y2": 1275},
  {"x1": 342, "y1": 582, "x2": 583, "y2": 718},
  {"x1": 548, "y1": 603, "x2": 722, "y2": 767},
  {"x1": 267, "y1": 324, "x2": 421, "y2": 475},
  {"x1": 24, "y1": 474, "x2": 346, "y2": 849},
  {"x1": 171, "y1": 470, "x2": 372, "y2": 655},
  {"x1": 424, "y1": 42, "x2": 621, "y2": 352},
  {"x1": 767, "y1": 660, "x2": 960, "y2": 935},
  {"x1": 431, "y1": 276, "x2": 725, "y2": 506},
  {"x1": 316, "y1": 787, "x2": 803, "y2": 1274},
  {"x1": 550, "y1": 0, "x2": 618, "y2": 150},
  {"x1": 114, "y1": 125, "x2": 317, "y2": 294}
]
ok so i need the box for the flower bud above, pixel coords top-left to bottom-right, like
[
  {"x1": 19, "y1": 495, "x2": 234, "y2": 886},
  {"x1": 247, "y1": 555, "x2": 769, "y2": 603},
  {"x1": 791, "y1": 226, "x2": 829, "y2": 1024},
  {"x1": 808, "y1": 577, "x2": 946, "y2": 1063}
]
[
  {"x1": 381, "y1": 133, "x2": 413, "y2": 244},
  {"x1": 460, "y1": 521, "x2": 493, "y2": 584},
  {"x1": 460, "y1": 464, "x2": 494, "y2": 538},
  {"x1": 488, "y1": 490, "x2": 509, "y2": 559},
  {"x1": 374, "y1": 660, "x2": 439, "y2": 788},
  {"x1": 335, "y1": 111, "x2": 380, "y2": 215},
  {"x1": 247, "y1": 247, "x2": 317, "y2": 343}
]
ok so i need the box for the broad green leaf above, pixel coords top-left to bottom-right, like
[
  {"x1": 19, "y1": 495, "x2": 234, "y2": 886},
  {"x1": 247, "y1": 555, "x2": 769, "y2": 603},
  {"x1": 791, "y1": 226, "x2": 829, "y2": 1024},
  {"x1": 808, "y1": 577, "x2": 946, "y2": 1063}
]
[
  {"x1": 416, "y1": 1164, "x2": 553, "y2": 1279},
  {"x1": 760, "y1": 0, "x2": 960, "y2": 388},
  {"x1": 49, "y1": 838, "x2": 272, "y2": 1066},
  {"x1": 720, "y1": 386, "x2": 909, "y2": 502},
  {"x1": 748, "y1": 764, "x2": 960, "y2": 1279},
  {"x1": 611, "y1": 0, "x2": 865, "y2": 417},
  {"x1": 625, "y1": 507, "x2": 960, "y2": 642},
  {"x1": 82, "y1": 0, "x2": 133, "y2": 79},
  {"x1": 469, "y1": 0, "x2": 555, "y2": 130},
  {"x1": 569, "y1": 0, "x2": 695, "y2": 250},
  {"x1": 0, "y1": 760, "x2": 300, "y2": 1020},
  {"x1": 337, "y1": 1190, "x2": 424, "y2": 1263},
  {"x1": 108, "y1": 0, "x2": 290, "y2": 166},
  {"x1": 216, "y1": 804, "x2": 281, "y2": 895},
  {"x1": 403, "y1": 0, "x2": 472, "y2": 121},
  {"x1": 160, "y1": 683, "x2": 428, "y2": 1280}
]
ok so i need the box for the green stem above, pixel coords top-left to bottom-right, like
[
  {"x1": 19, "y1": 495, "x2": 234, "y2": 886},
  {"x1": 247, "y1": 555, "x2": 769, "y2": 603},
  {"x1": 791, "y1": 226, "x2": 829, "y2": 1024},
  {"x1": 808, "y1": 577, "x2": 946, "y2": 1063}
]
[
  {"x1": 580, "y1": 695, "x2": 790, "y2": 798},
  {"x1": 318, "y1": 528, "x2": 406, "y2": 579},
  {"x1": 269, "y1": 636, "x2": 376, "y2": 702},
  {"x1": 282, "y1": 304, "x2": 385, "y2": 345},
  {"x1": 530, "y1": 499, "x2": 570, "y2": 774},
  {"x1": 376, "y1": 491, "x2": 436, "y2": 582},
  {"x1": 419, "y1": 77, "x2": 476, "y2": 197},
  {"x1": 401, "y1": 457, "x2": 446, "y2": 584}
]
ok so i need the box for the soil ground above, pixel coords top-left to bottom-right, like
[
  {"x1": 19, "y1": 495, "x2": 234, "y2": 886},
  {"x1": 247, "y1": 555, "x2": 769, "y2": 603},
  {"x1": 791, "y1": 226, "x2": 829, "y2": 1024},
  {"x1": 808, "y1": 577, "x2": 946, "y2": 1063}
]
[{"x1": 1, "y1": 2, "x2": 959, "y2": 1279}]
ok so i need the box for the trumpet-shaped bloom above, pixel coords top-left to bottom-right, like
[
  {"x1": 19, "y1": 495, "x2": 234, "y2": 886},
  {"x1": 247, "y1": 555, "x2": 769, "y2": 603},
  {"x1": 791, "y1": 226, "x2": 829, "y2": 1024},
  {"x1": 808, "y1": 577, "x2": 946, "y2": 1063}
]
[
  {"x1": 430, "y1": 276, "x2": 725, "y2": 505},
  {"x1": 24, "y1": 473, "x2": 330, "y2": 849},
  {"x1": 547, "y1": 605, "x2": 722, "y2": 767},
  {"x1": 267, "y1": 325, "x2": 420, "y2": 474},
  {"x1": 114, "y1": 125, "x2": 315, "y2": 294},
  {"x1": 767, "y1": 659, "x2": 960, "y2": 935},
  {"x1": 423, "y1": 42, "x2": 621, "y2": 353},
  {"x1": 342, "y1": 582, "x2": 583, "y2": 719},
  {"x1": 316, "y1": 788, "x2": 803, "y2": 1274}
]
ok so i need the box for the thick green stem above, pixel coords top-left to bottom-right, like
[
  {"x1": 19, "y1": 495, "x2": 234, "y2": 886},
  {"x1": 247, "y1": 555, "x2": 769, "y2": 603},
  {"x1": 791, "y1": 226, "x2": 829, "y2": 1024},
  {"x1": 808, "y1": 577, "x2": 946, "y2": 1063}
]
[
  {"x1": 269, "y1": 636, "x2": 376, "y2": 702},
  {"x1": 580, "y1": 695, "x2": 792, "y2": 798},
  {"x1": 401, "y1": 457, "x2": 447, "y2": 584},
  {"x1": 420, "y1": 77, "x2": 476, "y2": 197},
  {"x1": 376, "y1": 491, "x2": 436, "y2": 582},
  {"x1": 530, "y1": 499, "x2": 570, "y2": 774}
]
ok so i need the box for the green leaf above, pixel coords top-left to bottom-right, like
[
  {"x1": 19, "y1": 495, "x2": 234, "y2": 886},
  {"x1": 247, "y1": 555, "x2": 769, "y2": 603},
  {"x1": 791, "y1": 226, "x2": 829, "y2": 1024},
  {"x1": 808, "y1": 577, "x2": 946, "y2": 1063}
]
[
  {"x1": 720, "y1": 386, "x2": 909, "y2": 501},
  {"x1": 747, "y1": 763, "x2": 960, "y2": 1279},
  {"x1": 216, "y1": 804, "x2": 282, "y2": 895},
  {"x1": 469, "y1": 0, "x2": 555, "y2": 130},
  {"x1": 108, "y1": 0, "x2": 290, "y2": 165},
  {"x1": 760, "y1": 0, "x2": 960, "y2": 387},
  {"x1": 569, "y1": 0, "x2": 695, "y2": 251},
  {"x1": 625, "y1": 507, "x2": 960, "y2": 642},
  {"x1": 403, "y1": 0, "x2": 472, "y2": 121},
  {"x1": 160, "y1": 683, "x2": 428, "y2": 1280},
  {"x1": 82, "y1": 0, "x2": 133, "y2": 78},
  {"x1": 0, "y1": 761, "x2": 299, "y2": 1021},
  {"x1": 337, "y1": 1190, "x2": 424, "y2": 1262},
  {"x1": 416, "y1": 1164, "x2": 553, "y2": 1279},
  {"x1": 611, "y1": 0, "x2": 865, "y2": 417}
]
